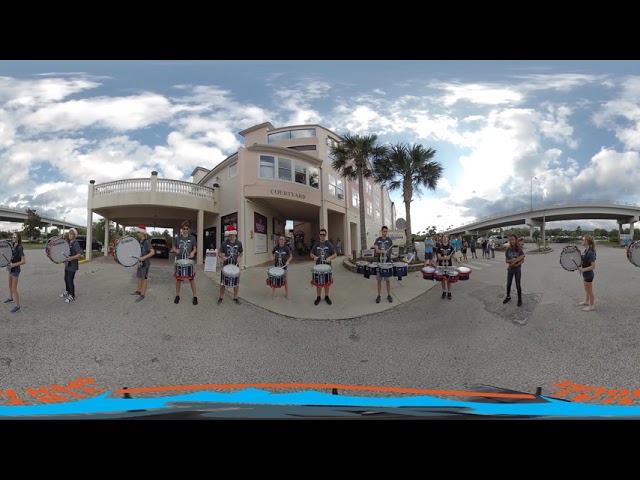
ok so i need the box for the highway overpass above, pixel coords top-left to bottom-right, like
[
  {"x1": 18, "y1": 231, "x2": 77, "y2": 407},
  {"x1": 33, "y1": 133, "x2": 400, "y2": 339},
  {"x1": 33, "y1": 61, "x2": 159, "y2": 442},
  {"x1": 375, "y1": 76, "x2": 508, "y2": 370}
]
[{"x1": 0, "y1": 207, "x2": 84, "y2": 232}]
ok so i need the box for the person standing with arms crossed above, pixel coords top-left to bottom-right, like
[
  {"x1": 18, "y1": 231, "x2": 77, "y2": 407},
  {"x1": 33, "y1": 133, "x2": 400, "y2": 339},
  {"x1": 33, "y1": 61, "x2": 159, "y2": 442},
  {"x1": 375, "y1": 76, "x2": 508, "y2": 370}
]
[
  {"x1": 131, "y1": 225, "x2": 155, "y2": 302},
  {"x1": 503, "y1": 234, "x2": 525, "y2": 307},
  {"x1": 310, "y1": 228, "x2": 337, "y2": 305},
  {"x1": 171, "y1": 221, "x2": 198, "y2": 305},
  {"x1": 61, "y1": 228, "x2": 83, "y2": 303},
  {"x1": 373, "y1": 226, "x2": 394, "y2": 303},
  {"x1": 577, "y1": 235, "x2": 596, "y2": 311},
  {"x1": 4, "y1": 232, "x2": 26, "y2": 313},
  {"x1": 437, "y1": 233, "x2": 455, "y2": 300},
  {"x1": 271, "y1": 235, "x2": 292, "y2": 299},
  {"x1": 218, "y1": 224, "x2": 244, "y2": 305}
]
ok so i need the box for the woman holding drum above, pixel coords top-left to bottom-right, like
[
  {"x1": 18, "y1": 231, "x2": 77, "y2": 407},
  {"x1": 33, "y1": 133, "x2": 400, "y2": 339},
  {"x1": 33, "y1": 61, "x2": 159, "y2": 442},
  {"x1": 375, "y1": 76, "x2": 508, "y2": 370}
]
[
  {"x1": 131, "y1": 225, "x2": 155, "y2": 303},
  {"x1": 270, "y1": 235, "x2": 292, "y2": 299},
  {"x1": 171, "y1": 221, "x2": 198, "y2": 306},
  {"x1": 61, "y1": 228, "x2": 83, "y2": 303},
  {"x1": 3, "y1": 232, "x2": 26, "y2": 313},
  {"x1": 310, "y1": 228, "x2": 337, "y2": 306},
  {"x1": 218, "y1": 224, "x2": 244, "y2": 305},
  {"x1": 577, "y1": 235, "x2": 596, "y2": 311}
]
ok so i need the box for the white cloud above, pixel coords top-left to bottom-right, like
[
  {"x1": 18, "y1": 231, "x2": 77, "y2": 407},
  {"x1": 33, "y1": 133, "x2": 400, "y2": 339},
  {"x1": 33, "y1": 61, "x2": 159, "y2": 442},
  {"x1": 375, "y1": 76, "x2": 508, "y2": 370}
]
[{"x1": 0, "y1": 76, "x2": 101, "y2": 106}]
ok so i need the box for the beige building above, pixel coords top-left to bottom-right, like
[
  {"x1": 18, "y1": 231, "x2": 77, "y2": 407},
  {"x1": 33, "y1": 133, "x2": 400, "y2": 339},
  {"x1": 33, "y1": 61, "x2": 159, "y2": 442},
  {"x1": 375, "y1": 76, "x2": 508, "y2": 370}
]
[{"x1": 86, "y1": 122, "x2": 396, "y2": 267}]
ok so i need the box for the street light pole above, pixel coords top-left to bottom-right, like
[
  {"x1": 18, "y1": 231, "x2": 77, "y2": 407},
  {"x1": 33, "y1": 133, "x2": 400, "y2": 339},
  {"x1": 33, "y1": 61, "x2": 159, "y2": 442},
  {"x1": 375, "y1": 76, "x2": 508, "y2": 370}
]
[{"x1": 530, "y1": 176, "x2": 537, "y2": 211}]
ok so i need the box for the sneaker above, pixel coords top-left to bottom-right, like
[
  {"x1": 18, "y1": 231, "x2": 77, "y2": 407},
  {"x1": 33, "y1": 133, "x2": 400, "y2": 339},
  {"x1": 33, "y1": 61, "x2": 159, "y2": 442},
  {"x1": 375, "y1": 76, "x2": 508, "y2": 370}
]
[
  {"x1": 131, "y1": 291, "x2": 141, "y2": 296},
  {"x1": 387, "y1": 295, "x2": 393, "y2": 303},
  {"x1": 10, "y1": 306, "x2": 20, "y2": 313},
  {"x1": 135, "y1": 295, "x2": 145, "y2": 303},
  {"x1": 217, "y1": 297, "x2": 223, "y2": 305},
  {"x1": 3, "y1": 298, "x2": 13, "y2": 304},
  {"x1": 447, "y1": 292, "x2": 452, "y2": 300},
  {"x1": 174, "y1": 296, "x2": 180, "y2": 304},
  {"x1": 59, "y1": 292, "x2": 68, "y2": 299},
  {"x1": 193, "y1": 297, "x2": 198, "y2": 305},
  {"x1": 233, "y1": 298, "x2": 240, "y2": 305},
  {"x1": 503, "y1": 297, "x2": 511, "y2": 304},
  {"x1": 314, "y1": 297, "x2": 321, "y2": 306},
  {"x1": 517, "y1": 299, "x2": 523, "y2": 307},
  {"x1": 376, "y1": 295, "x2": 381, "y2": 303},
  {"x1": 441, "y1": 292, "x2": 447, "y2": 299},
  {"x1": 325, "y1": 297, "x2": 332, "y2": 305},
  {"x1": 577, "y1": 301, "x2": 588, "y2": 306},
  {"x1": 583, "y1": 305, "x2": 595, "y2": 311},
  {"x1": 64, "y1": 295, "x2": 75, "y2": 303}
]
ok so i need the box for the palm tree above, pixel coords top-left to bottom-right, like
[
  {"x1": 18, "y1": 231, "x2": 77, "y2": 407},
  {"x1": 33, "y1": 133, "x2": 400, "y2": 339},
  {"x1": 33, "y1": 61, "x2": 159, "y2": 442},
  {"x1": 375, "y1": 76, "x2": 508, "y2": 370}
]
[
  {"x1": 374, "y1": 143, "x2": 443, "y2": 251},
  {"x1": 331, "y1": 133, "x2": 389, "y2": 251}
]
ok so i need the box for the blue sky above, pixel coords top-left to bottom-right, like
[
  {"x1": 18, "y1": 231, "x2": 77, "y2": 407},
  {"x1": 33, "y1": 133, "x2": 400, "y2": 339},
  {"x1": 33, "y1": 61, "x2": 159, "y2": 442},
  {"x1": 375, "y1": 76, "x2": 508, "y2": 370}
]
[{"x1": 1, "y1": 60, "x2": 639, "y2": 234}]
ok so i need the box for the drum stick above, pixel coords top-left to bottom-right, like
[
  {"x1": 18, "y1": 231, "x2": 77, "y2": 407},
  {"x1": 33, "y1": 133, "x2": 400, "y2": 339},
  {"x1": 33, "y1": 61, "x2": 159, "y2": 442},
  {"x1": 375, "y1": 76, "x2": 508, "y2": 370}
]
[
  {"x1": 1, "y1": 252, "x2": 10, "y2": 267},
  {"x1": 571, "y1": 258, "x2": 580, "y2": 271}
]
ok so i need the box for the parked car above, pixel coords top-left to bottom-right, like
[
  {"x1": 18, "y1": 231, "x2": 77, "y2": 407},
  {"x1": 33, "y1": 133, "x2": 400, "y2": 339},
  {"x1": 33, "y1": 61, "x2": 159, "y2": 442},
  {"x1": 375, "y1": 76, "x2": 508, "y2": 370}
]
[
  {"x1": 150, "y1": 237, "x2": 170, "y2": 258},
  {"x1": 76, "y1": 235, "x2": 103, "y2": 252}
]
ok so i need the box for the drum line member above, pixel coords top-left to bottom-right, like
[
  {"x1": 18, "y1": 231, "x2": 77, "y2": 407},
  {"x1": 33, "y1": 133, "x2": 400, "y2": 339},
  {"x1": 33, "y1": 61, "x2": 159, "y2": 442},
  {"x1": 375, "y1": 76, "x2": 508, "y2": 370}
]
[
  {"x1": 171, "y1": 221, "x2": 198, "y2": 305},
  {"x1": 131, "y1": 225, "x2": 155, "y2": 302},
  {"x1": 218, "y1": 224, "x2": 244, "y2": 305},
  {"x1": 310, "y1": 228, "x2": 337, "y2": 305},
  {"x1": 374, "y1": 226, "x2": 394, "y2": 304},
  {"x1": 61, "y1": 228, "x2": 83, "y2": 303},
  {"x1": 424, "y1": 236, "x2": 435, "y2": 267},
  {"x1": 577, "y1": 235, "x2": 596, "y2": 311},
  {"x1": 271, "y1": 235, "x2": 292, "y2": 299},
  {"x1": 4, "y1": 232, "x2": 26, "y2": 313},
  {"x1": 503, "y1": 234, "x2": 525, "y2": 306},
  {"x1": 437, "y1": 233, "x2": 455, "y2": 300}
]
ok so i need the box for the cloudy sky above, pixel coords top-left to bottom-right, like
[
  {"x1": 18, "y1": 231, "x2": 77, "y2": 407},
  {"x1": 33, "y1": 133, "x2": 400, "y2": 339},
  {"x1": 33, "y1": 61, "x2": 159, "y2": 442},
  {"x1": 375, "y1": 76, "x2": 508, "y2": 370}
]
[{"x1": 1, "y1": 60, "x2": 639, "y2": 234}]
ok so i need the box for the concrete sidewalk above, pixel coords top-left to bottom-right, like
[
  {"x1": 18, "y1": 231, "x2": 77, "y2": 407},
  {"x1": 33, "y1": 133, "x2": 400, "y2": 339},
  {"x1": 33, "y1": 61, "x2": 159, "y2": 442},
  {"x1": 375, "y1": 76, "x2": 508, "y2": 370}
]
[{"x1": 202, "y1": 259, "x2": 440, "y2": 320}]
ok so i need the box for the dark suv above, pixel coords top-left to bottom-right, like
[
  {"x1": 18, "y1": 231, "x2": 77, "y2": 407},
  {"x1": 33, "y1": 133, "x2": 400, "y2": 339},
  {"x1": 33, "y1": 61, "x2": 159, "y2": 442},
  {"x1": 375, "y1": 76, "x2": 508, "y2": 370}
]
[
  {"x1": 76, "y1": 235, "x2": 103, "y2": 252},
  {"x1": 150, "y1": 237, "x2": 170, "y2": 258}
]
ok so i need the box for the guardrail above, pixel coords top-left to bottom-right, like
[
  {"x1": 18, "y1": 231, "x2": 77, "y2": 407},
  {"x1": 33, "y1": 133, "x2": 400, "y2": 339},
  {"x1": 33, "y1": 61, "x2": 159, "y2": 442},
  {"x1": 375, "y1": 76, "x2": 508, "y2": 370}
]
[{"x1": 93, "y1": 178, "x2": 215, "y2": 201}]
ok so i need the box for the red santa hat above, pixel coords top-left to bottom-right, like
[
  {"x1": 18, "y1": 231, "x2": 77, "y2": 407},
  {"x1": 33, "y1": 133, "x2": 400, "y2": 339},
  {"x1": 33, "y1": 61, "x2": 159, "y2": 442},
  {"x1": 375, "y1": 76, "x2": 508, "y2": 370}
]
[
  {"x1": 225, "y1": 225, "x2": 237, "y2": 236},
  {"x1": 135, "y1": 225, "x2": 147, "y2": 234}
]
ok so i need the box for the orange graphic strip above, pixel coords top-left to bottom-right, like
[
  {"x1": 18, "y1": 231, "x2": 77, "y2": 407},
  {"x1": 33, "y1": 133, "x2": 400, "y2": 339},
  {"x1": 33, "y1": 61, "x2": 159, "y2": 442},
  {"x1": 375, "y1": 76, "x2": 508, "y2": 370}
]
[{"x1": 114, "y1": 383, "x2": 536, "y2": 399}]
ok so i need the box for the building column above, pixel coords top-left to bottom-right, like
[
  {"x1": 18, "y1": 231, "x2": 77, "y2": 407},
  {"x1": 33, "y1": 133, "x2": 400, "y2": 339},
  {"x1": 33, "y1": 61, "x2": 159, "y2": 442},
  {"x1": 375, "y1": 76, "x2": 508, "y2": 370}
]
[
  {"x1": 103, "y1": 216, "x2": 109, "y2": 255},
  {"x1": 87, "y1": 180, "x2": 95, "y2": 261},
  {"x1": 197, "y1": 209, "x2": 204, "y2": 265}
]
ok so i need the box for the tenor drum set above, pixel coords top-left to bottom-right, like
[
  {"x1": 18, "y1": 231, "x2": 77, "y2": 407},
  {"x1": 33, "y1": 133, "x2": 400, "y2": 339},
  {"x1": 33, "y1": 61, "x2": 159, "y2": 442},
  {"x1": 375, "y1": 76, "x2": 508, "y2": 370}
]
[{"x1": 421, "y1": 265, "x2": 472, "y2": 282}]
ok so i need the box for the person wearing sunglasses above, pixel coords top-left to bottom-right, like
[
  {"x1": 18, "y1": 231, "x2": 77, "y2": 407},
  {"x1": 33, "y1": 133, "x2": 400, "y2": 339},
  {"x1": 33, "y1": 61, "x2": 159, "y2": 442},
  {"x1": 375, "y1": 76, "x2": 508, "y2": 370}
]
[
  {"x1": 3, "y1": 232, "x2": 26, "y2": 313},
  {"x1": 310, "y1": 228, "x2": 337, "y2": 305},
  {"x1": 171, "y1": 221, "x2": 198, "y2": 305}
]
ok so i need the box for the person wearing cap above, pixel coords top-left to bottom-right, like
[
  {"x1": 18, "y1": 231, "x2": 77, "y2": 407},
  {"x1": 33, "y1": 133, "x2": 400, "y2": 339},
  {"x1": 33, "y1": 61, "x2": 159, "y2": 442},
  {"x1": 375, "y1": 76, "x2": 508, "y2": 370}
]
[
  {"x1": 218, "y1": 224, "x2": 243, "y2": 305},
  {"x1": 171, "y1": 220, "x2": 198, "y2": 305},
  {"x1": 61, "y1": 228, "x2": 83, "y2": 303},
  {"x1": 131, "y1": 225, "x2": 155, "y2": 302}
]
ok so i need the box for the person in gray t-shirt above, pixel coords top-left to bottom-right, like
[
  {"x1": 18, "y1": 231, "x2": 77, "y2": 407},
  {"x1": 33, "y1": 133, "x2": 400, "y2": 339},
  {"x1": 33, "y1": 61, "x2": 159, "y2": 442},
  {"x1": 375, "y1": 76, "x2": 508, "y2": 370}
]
[
  {"x1": 171, "y1": 221, "x2": 198, "y2": 305},
  {"x1": 373, "y1": 226, "x2": 394, "y2": 304},
  {"x1": 132, "y1": 225, "x2": 155, "y2": 302},
  {"x1": 62, "y1": 228, "x2": 84, "y2": 303}
]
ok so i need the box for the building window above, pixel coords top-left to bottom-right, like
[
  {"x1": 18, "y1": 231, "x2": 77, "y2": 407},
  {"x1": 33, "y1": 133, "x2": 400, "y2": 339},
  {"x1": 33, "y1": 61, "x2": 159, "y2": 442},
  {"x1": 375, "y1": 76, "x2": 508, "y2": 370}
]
[
  {"x1": 367, "y1": 200, "x2": 373, "y2": 216},
  {"x1": 290, "y1": 128, "x2": 316, "y2": 140},
  {"x1": 268, "y1": 128, "x2": 316, "y2": 143},
  {"x1": 336, "y1": 179, "x2": 344, "y2": 198},
  {"x1": 295, "y1": 163, "x2": 307, "y2": 185},
  {"x1": 328, "y1": 175, "x2": 336, "y2": 196},
  {"x1": 309, "y1": 166, "x2": 319, "y2": 189},
  {"x1": 375, "y1": 209, "x2": 381, "y2": 222},
  {"x1": 288, "y1": 145, "x2": 316, "y2": 152},
  {"x1": 374, "y1": 195, "x2": 380, "y2": 207},
  {"x1": 366, "y1": 181, "x2": 372, "y2": 196},
  {"x1": 352, "y1": 190, "x2": 359, "y2": 208},
  {"x1": 229, "y1": 162, "x2": 238, "y2": 179},
  {"x1": 260, "y1": 156, "x2": 275, "y2": 179},
  {"x1": 278, "y1": 158, "x2": 292, "y2": 182}
]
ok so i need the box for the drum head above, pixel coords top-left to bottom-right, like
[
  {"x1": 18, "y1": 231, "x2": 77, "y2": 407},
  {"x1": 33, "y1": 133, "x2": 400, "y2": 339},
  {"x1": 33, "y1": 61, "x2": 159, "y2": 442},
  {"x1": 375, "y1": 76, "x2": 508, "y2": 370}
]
[
  {"x1": 423, "y1": 266, "x2": 436, "y2": 273},
  {"x1": 46, "y1": 236, "x2": 71, "y2": 264},
  {"x1": 559, "y1": 246, "x2": 582, "y2": 271},
  {"x1": 114, "y1": 235, "x2": 141, "y2": 267},
  {"x1": 628, "y1": 240, "x2": 640, "y2": 267},
  {"x1": 176, "y1": 259, "x2": 194, "y2": 266},
  {"x1": 315, "y1": 264, "x2": 332, "y2": 272},
  {"x1": 392, "y1": 262, "x2": 406, "y2": 268},
  {"x1": 223, "y1": 264, "x2": 240, "y2": 276},
  {"x1": 458, "y1": 267, "x2": 471, "y2": 274},
  {"x1": 269, "y1": 267, "x2": 285, "y2": 276},
  {"x1": 0, "y1": 240, "x2": 13, "y2": 267}
]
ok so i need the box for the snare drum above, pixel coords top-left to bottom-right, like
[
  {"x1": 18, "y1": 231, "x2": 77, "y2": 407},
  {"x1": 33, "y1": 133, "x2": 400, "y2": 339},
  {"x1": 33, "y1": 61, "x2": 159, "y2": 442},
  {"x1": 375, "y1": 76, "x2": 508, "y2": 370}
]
[
  {"x1": 175, "y1": 259, "x2": 196, "y2": 280},
  {"x1": 222, "y1": 264, "x2": 241, "y2": 288},
  {"x1": 559, "y1": 245, "x2": 582, "y2": 272},
  {"x1": 0, "y1": 239, "x2": 13, "y2": 269},
  {"x1": 356, "y1": 261, "x2": 369, "y2": 275},
  {"x1": 457, "y1": 266, "x2": 472, "y2": 281},
  {"x1": 267, "y1": 266, "x2": 286, "y2": 288},
  {"x1": 114, "y1": 235, "x2": 141, "y2": 267},
  {"x1": 311, "y1": 264, "x2": 333, "y2": 287},
  {"x1": 447, "y1": 270, "x2": 459, "y2": 283},
  {"x1": 393, "y1": 262, "x2": 408, "y2": 280},
  {"x1": 421, "y1": 266, "x2": 435, "y2": 280},
  {"x1": 45, "y1": 236, "x2": 71, "y2": 264},
  {"x1": 364, "y1": 262, "x2": 378, "y2": 279},
  {"x1": 434, "y1": 268, "x2": 446, "y2": 281},
  {"x1": 627, "y1": 240, "x2": 640, "y2": 268},
  {"x1": 378, "y1": 262, "x2": 394, "y2": 279}
]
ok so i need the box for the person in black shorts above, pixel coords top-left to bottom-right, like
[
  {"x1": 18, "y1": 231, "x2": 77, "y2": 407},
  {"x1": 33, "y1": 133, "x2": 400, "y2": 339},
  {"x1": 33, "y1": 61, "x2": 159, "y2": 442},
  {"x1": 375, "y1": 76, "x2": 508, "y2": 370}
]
[{"x1": 577, "y1": 235, "x2": 596, "y2": 311}]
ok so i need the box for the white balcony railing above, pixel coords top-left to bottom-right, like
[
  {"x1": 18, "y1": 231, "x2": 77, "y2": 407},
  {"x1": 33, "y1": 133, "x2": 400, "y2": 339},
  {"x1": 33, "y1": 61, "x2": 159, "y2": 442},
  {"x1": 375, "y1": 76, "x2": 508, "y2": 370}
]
[{"x1": 93, "y1": 178, "x2": 215, "y2": 201}]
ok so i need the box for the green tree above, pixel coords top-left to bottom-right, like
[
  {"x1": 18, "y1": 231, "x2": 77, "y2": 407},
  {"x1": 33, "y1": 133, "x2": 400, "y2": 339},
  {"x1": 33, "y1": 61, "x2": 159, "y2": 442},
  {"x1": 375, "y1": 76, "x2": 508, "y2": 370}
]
[
  {"x1": 374, "y1": 143, "x2": 443, "y2": 251},
  {"x1": 23, "y1": 208, "x2": 43, "y2": 240},
  {"x1": 331, "y1": 133, "x2": 389, "y2": 250}
]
